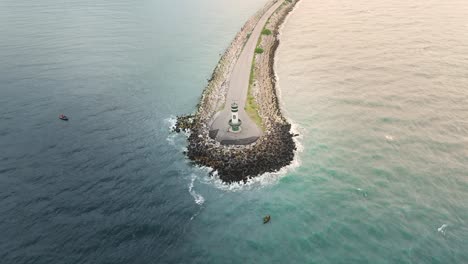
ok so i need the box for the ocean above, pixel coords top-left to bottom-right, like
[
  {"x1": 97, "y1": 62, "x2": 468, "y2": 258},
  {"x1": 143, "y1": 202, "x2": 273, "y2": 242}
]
[{"x1": 0, "y1": 0, "x2": 467, "y2": 263}]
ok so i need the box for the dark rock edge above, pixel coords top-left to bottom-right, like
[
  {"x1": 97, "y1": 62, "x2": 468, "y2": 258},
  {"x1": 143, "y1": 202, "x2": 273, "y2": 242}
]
[{"x1": 174, "y1": 0, "x2": 300, "y2": 183}]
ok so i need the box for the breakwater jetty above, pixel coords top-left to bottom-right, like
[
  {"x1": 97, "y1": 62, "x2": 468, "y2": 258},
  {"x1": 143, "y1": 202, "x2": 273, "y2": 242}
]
[{"x1": 174, "y1": 0, "x2": 300, "y2": 183}]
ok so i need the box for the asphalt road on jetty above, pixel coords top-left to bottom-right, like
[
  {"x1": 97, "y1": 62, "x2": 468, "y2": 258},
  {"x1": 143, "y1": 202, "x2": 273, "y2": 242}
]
[{"x1": 209, "y1": 0, "x2": 283, "y2": 145}]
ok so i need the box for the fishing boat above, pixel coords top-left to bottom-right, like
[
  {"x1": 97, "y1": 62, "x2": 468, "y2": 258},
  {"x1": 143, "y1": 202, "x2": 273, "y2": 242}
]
[{"x1": 59, "y1": 114, "x2": 68, "y2": 121}]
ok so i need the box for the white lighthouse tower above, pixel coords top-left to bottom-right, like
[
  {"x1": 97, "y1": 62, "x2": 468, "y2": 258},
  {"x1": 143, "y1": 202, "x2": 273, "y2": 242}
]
[{"x1": 228, "y1": 102, "x2": 242, "y2": 133}]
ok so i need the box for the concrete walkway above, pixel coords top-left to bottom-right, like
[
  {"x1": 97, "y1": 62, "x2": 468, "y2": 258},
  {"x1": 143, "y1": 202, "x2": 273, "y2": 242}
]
[{"x1": 210, "y1": 0, "x2": 282, "y2": 145}]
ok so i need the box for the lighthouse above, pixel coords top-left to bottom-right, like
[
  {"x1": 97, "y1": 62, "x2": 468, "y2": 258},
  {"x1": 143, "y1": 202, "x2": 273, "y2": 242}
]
[{"x1": 228, "y1": 102, "x2": 242, "y2": 133}]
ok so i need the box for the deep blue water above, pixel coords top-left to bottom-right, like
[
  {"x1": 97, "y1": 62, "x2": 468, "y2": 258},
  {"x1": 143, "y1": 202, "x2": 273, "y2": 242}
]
[
  {"x1": 0, "y1": 0, "x2": 271, "y2": 263},
  {"x1": 1, "y1": 0, "x2": 468, "y2": 263}
]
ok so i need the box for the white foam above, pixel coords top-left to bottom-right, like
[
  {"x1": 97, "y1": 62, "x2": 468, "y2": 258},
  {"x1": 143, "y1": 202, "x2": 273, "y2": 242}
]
[
  {"x1": 437, "y1": 224, "x2": 448, "y2": 235},
  {"x1": 200, "y1": 170, "x2": 283, "y2": 192},
  {"x1": 165, "y1": 116, "x2": 191, "y2": 151},
  {"x1": 164, "y1": 116, "x2": 177, "y2": 131},
  {"x1": 166, "y1": 133, "x2": 177, "y2": 145},
  {"x1": 385, "y1": 135, "x2": 394, "y2": 141},
  {"x1": 165, "y1": 116, "x2": 178, "y2": 146},
  {"x1": 167, "y1": 115, "x2": 303, "y2": 192},
  {"x1": 192, "y1": 0, "x2": 305, "y2": 191},
  {"x1": 188, "y1": 174, "x2": 205, "y2": 205},
  {"x1": 197, "y1": 121, "x2": 304, "y2": 192}
]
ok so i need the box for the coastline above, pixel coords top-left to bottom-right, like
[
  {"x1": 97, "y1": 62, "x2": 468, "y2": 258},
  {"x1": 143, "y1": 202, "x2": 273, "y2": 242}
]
[{"x1": 175, "y1": 0, "x2": 300, "y2": 183}]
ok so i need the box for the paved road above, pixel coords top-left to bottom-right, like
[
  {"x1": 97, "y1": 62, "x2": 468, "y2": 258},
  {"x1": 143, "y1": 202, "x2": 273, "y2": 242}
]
[{"x1": 210, "y1": 0, "x2": 282, "y2": 145}]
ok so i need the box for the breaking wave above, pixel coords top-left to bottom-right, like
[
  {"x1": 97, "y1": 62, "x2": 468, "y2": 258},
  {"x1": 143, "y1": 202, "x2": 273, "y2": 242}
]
[
  {"x1": 165, "y1": 116, "x2": 190, "y2": 152},
  {"x1": 165, "y1": 113, "x2": 303, "y2": 192},
  {"x1": 188, "y1": 174, "x2": 205, "y2": 205},
  {"x1": 197, "y1": 121, "x2": 304, "y2": 192}
]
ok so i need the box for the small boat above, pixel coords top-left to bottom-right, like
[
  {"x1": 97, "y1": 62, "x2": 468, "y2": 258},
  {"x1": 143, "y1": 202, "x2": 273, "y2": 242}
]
[
  {"x1": 59, "y1": 114, "x2": 69, "y2": 121},
  {"x1": 263, "y1": 215, "x2": 271, "y2": 224}
]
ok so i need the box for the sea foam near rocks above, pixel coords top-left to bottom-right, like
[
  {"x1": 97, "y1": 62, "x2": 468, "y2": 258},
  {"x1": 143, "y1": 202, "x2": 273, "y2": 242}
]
[{"x1": 188, "y1": 174, "x2": 205, "y2": 205}]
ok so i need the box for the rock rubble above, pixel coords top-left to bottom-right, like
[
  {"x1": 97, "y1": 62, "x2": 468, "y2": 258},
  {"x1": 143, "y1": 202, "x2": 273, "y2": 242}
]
[{"x1": 174, "y1": 0, "x2": 300, "y2": 183}]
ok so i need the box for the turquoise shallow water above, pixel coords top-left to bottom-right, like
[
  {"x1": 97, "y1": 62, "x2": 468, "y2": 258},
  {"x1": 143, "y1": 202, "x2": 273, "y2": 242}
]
[{"x1": 1, "y1": 0, "x2": 467, "y2": 263}]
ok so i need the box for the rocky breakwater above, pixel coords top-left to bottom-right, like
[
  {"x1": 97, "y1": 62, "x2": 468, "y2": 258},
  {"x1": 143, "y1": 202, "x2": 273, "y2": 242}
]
[{"x1": 174, "y1": 0, "x2": 300, "y2": 183}]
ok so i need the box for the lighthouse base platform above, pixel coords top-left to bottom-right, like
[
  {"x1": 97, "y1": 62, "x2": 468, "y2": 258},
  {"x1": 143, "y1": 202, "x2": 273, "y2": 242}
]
[
  {"x1": 209, "y1": 110, "x2": 262, "y2": 145},
  {"x1": 228, "y1": 119, "x2": 242, "y2": 133}
]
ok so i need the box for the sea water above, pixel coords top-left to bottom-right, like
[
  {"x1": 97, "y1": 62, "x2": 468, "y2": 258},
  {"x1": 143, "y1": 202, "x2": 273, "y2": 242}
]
[{"x1": 1, "y1": 0, "x2": 467, "y2": 263}]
